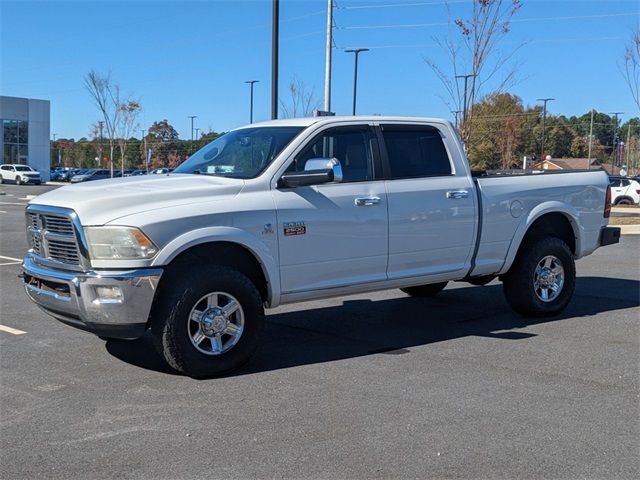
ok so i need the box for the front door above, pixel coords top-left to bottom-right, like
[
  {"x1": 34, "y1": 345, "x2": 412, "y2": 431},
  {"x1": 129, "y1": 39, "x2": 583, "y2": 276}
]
[{"x1": 273, "y1": 125, "x2": 388, "y2": 294}]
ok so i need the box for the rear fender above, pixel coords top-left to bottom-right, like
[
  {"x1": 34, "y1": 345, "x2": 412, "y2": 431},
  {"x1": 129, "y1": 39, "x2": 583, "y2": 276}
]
[{"x1": 498, "y1": 201, "x2": 581, "y2": 275}]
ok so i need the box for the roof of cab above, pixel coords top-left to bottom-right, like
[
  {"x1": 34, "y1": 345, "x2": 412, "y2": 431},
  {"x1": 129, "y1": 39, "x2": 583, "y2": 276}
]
[{"x1": 241, "y1": 115, "x2": 451, "y2": 129}]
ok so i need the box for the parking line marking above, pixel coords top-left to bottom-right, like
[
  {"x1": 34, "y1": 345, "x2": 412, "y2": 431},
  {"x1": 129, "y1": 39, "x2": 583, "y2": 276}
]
[
  {"x1": 0, "y1": 262, "x2": 21, "y2": 266},
  {"x1": 0, "y1": 202, "x2": 28, "y2": 206},
  {"x1": 0, "y1": 325, "x2": 27, "y2": 335},
  {"x1": 0, "y1": 255, "x2": 21, "y2": 262}
]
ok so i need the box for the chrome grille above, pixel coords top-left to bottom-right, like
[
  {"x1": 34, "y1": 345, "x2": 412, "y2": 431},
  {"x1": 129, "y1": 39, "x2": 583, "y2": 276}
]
[
  {"x1": 26, "y1": 209, "x2": 82, "y2": 269},
  {"x1": 42, "y1": 215, "x2": 74, "y2": 234},
  {"x1": 47, "y1": 239, "x2": 80, "y2": 264}
]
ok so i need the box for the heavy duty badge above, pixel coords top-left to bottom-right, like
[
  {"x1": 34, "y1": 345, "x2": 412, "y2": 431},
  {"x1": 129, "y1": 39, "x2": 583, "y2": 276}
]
[{"x1": 283, "y1": 221, "x2": 306, "y2": 236}]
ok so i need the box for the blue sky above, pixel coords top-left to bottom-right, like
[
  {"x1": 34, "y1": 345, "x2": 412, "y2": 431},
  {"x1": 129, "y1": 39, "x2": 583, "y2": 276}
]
[{"x1": 1, "y1": 0, "x2": 638, "y2": 140}]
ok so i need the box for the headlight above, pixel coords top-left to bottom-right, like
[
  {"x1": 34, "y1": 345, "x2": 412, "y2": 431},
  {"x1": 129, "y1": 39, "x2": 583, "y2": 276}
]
[{"x1": 84, "y1": 226, "x2": 158, "y2": 260}]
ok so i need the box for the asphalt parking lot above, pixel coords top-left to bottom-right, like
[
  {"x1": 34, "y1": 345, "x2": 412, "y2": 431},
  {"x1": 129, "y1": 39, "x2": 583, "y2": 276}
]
[{"x1": 1, "y1": 183, "x2": 639, "y2": 479}]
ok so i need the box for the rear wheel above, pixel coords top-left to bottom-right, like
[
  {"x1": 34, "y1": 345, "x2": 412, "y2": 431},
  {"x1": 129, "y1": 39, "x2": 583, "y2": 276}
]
[
  {"x1": 502, "y1": 237, "x2": 575, "y2": 317},
  {"x1": 401, "y1": 281, "x2": 448, "y2": 297},
  {"x1": 151, "y1": 265, "x2": 264, "y2": 378},
  {"x1": 615, "y1": 198, "x2": 633, "y2": 206},
  {"x1": 0, "y1": 175, "x2": 3, "y2": 184}
]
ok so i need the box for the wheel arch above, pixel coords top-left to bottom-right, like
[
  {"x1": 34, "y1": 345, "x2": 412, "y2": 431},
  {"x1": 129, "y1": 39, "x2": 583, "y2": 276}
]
[
  {"x1": 152, "y1": 227, "x2": 280, "y2": 306},
  {"x1": 499, "y1": 203, "x2": 580, "y2": 276},
  {"x1": 614, "y1": 196, "x2": 634, "y2": 205}
]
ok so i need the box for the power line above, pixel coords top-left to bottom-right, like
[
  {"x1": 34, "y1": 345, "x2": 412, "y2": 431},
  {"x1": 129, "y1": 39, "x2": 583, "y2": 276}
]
[
  {"x1": 340, "y1": 12, "x2": 637, "y2": 30},
  {"x1": 340, "y1": 1, "x2": 469, "y2": 10}
]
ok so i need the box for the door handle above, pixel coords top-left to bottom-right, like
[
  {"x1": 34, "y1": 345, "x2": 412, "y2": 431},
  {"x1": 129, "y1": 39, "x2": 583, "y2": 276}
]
[
  {"x1": 446, "y1": 190, "x2": 469, "y2": 199},
  {"x1": 355, "y1": 197, "x2": 382, "y2": 206}
]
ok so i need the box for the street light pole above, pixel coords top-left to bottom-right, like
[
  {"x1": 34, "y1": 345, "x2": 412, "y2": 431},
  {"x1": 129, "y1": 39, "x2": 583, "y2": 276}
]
[
  {"x1": 141, "y1": 129, "x2": 147, "y2": 173},
  {"x1": 245, "y1": 80, "x2": 259, "y2": 123},
  {"x1": 609, "y1": 111, "x2": 623, "y2": 173},
  {"x1": 188, "y1": 115, "x2": 197, "y2": 154},
  {"x1": 345, "y1": 48, "x2": 369, "y2": 115},
  {"x1": 455, "y1": 74, "x2": 477, "y2": 126},
  {"x1": 536, "y1": 97, "x2": 555, "y2": 159},
  {"x1": 271, "y1": 0, "x2": 279, "y2": 119},
  {"x1": 324, "y1": 0, "x2": 334, "y2": 113}
]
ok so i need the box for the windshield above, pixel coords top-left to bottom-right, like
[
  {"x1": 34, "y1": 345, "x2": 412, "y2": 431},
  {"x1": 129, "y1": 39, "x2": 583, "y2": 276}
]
[
  {"x1": 15, "y1": 166, "x2": 34, "y2": 172},
  {"x1": 174, "y1": 126, "x2": 304, "y2": 179}
]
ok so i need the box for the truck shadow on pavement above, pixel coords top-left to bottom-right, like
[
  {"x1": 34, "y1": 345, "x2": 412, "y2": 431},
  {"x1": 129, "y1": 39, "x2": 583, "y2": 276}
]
[{"x1": 105, "y1": 276, "x2": 640, "y2": 377}]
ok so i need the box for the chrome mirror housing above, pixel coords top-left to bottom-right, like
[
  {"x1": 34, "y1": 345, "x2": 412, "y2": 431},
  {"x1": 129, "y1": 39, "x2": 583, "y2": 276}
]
[{"x1": 304, "y1": 158, "x2": 343, "y2": 183}]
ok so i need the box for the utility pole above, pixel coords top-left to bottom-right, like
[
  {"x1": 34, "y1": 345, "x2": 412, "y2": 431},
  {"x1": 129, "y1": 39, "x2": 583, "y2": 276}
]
[
  {"x1": 98, "y1": 121, "x2": 104, "y2": 167},
  {"x1": 345, "y1": 48, "x2": 369, "y2": 115},
  {"x1": 609, "y1": 112, "x2": 623, "y2": 173},
  {"x1": 536, "y1": 97, "x2": 555, "y2": 159},
  {"x1": 324, "y1": 0, "x2": 333, "y2": 113},
  {"x1": 625, "y1": 122, "x2": 631, "y2": 171},
  {"x1": 52, "y1": 133, "x2": 58, "y2": 166},
  {"x1": 141, "y1": 129, "x2": 146, "y2": 172},
  {"x1": 455, "y1": 74, "x2": 477, "y2": 125},
  {"x1": 587, "y1": 109, "x2": 594, "y2": 169},
  {"x1": 188, "y1": 115, "x2": 197, "y2": 154},
  {"x1": 451, "y1": 110, "x2": 462, "y2": 129},
  {"x1": 271, "y1": 0, "x2": 279, "y2": 119},
  {"x1": 245, "y1": 80, "x2": 259, "y2": 123}
]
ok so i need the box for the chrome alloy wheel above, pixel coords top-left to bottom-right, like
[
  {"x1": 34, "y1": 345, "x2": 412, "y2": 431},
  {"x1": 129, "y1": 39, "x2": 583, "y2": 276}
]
[
  {"x1": 187, "y1": 292, "x2": 245, "y2": 355},
  {"x1": 533, "y1": 255, "x2": 565, "y2": 303}
]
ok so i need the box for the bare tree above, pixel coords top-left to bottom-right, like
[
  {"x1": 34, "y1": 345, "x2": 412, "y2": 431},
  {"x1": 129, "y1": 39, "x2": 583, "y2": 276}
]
[
  {"x1": 117, "y1": 100, "x2": 141, "y2": 175},
  {"x1": 424, "y1": 0, "x2": 522, "y2": 144},
  {"x1": 84, "y1": 70, "x2": 121, "y2": 177},
  {"x1": 280, "y1": 77, "x2": 320, "y2": 118},
  {"x1": 622, "y1": 29, "x2": 640, "y2": 112}
]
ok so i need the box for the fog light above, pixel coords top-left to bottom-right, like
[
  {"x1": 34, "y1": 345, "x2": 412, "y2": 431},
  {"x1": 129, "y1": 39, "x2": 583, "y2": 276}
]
[{"x1": 93, "y1": 286, "x2": 123, "y2": 304}]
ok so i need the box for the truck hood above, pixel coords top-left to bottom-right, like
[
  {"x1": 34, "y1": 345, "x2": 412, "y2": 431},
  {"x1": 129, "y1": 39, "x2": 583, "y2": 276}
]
[{"x1": 29, "y1": 174, "x2": 244, "y2": 225}]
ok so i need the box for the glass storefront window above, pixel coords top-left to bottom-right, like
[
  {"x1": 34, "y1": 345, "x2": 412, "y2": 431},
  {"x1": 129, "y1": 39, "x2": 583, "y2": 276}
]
[
  {"x1": 2, "y1": 118, "x2": 28, "y2": 164},
  {"x1": 18, "y1": 121, "x2": 28, "y2": 144}
]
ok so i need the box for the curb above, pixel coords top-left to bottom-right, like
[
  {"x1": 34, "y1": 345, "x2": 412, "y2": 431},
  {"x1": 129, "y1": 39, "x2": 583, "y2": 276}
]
[{"x1": 617, "y1": 224, "x2": 640, "y2": 235}]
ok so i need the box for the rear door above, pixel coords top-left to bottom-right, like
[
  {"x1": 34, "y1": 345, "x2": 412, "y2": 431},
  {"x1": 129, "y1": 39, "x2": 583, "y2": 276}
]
[
  {"x1": 379, "y1": 123, "x2": 476, "y2": 280},
  {"x1": 273, "y1": 124, "x2": 389, "y2": 293}
]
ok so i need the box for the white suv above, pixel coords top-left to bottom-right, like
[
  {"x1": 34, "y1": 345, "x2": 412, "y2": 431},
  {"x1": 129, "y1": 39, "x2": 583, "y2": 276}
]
[
  {"x1": 0, "y1": 164, "x2": 42, "y2": 185},
  {"x1": 609, "y1": 176, "x2": 640, "y2": 205}
]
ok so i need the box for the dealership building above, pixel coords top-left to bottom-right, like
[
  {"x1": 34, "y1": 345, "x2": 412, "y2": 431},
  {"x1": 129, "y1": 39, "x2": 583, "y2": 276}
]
[{"x1": 0, "y1": 95, "x2": 50, "y2": 180}]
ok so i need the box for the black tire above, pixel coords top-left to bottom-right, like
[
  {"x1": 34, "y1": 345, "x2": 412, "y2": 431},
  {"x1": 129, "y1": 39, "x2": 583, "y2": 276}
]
[
  {"x1": 401, "y1": 281, "x2": 448, "y2": 297},
  {"x1": 151, "y1": 265, "x2": 264, "y2": 378},
  {"x1": 615, "y1": 198, "x2": 632, "y2": 206},
  {"x1": 0, "y1": 175, "x2": 3, "y2": 184},
  {"x1": 15, "y1": 176, "x2": 22, "y2": 185},
  {"x1": 502, "y1": 237, "x2": 575, "y2": 317}
]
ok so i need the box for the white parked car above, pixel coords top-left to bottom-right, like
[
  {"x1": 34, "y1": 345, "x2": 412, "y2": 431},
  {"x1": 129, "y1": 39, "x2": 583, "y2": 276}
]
[
  {"x1": 609, "y1": 176, "x2": 640, "y2": 205},
  {"x1": 21, "y1": 116, "x2": 620, "y2": 377},
  {"x1": 0, "y1": 164, "x2": 42, "y2": 185}
]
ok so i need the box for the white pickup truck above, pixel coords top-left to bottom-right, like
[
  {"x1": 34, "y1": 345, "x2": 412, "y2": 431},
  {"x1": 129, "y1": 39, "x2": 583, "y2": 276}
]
[{"x1": 22, "y1": 116, "x2": 620, "y2": 377}]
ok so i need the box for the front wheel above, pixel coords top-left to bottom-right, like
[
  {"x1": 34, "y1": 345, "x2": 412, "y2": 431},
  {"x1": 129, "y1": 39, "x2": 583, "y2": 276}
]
[
  {"x1": 151, "y1": 265, "x2": 264, "y2": 378},
  {"x1": 502, "y1": 237, "x2": 576, "y2": 317},
  {"x1": 15, "y1": 176, "x2": 22, "y2": 185},
  {"x1": 401, "y1": 281, "x2": 448, "y2": 297}
]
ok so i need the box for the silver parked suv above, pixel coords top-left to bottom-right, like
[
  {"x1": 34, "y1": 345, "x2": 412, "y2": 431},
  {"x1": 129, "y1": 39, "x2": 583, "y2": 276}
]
[{"x1": 0, "y1": 164, "x2": 42, "y2": 185}]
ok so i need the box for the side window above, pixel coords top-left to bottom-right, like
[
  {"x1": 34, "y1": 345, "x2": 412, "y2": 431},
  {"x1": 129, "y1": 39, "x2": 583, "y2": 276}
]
[
  {"x1": 381, "y1": 125, "x2": 452, "y2": 178},
  {"x1": 288, "y1": 126, "x2": 375, "y2": 183},
  {"x1": 621, "y1": 179, "x2": 630, "y2": 187},
  {"x1": 0, "y1": 166, "x2": 9, "y2": 171}
]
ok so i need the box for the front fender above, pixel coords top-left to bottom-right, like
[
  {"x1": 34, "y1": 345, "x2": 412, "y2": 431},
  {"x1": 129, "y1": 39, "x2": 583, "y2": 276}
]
[
  {"x1": 498, "y1": 201, "x2": 581, "y2": 275},
  {"x1": 151, "y1": 226, "x2": 281, "y2": 306}
]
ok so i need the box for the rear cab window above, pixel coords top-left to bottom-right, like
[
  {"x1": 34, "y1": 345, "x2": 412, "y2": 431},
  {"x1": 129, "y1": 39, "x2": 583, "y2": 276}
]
[{"x1": 380, "y1": 124, "x2": 452, "y2": 179}]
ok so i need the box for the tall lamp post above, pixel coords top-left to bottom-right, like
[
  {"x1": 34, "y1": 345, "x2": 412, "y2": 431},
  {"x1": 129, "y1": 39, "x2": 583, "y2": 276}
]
[
  {"x1": 455, "y1": 74, "x2": 477, "y2": 125},
  {"x1": 188, "y1": 115, "x2": 197, "y2": 154},
  {"x1": 52, "y1": 133, "x2": 58, "y2": 166},
  {"x1": 345, "y1": 48, "x2": 369, "y2": 116},
  {"x1": 245, "y1": 80, "x2": 259, "y2": 123},
  {"x1": 609, "y1": 111, "x2": 623, "y2": 173},
  {"x1": 536, "y1": 97, "x2": 554, "y2": 159}
]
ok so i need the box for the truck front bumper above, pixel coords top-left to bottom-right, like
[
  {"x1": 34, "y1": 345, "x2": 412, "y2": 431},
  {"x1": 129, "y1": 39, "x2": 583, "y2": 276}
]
[{"x1": 21, "y1": 256, "x2": 163, "y2": 339}]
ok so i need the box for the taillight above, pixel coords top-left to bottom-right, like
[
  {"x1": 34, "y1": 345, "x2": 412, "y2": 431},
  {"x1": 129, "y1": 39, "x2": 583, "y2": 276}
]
[{"x1": 604, "y1": 185, "x2": 611, "y2": 218}]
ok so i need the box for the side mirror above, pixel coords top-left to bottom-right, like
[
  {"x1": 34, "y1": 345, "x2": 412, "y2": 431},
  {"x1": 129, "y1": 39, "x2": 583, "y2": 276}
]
[{"x1": 279, "y1": 158, "x2": 343, "y2": 188}]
